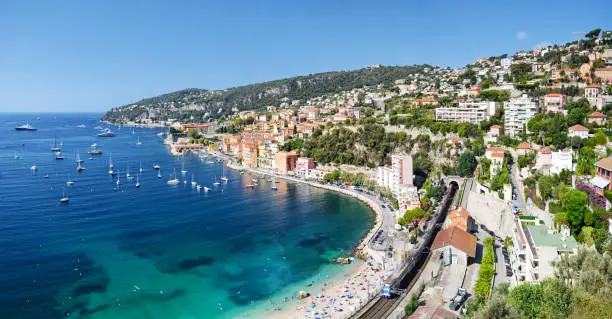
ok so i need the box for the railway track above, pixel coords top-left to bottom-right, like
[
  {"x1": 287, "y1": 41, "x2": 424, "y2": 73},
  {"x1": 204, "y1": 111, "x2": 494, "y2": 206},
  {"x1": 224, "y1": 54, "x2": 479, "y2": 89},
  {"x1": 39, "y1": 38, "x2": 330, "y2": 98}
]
[{"x1": 356, "y1": 183, "x2": 458, "y2": 319}]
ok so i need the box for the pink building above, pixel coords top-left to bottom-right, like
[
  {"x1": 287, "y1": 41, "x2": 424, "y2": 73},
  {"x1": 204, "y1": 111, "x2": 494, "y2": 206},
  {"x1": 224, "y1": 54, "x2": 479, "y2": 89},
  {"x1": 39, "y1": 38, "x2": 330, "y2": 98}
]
[
  {"x1": 543, "y1": 93, "x2": 565, "y2": 114},
  {"x1": 296, "y1": 157, "x2": 315, "y2": 171}
]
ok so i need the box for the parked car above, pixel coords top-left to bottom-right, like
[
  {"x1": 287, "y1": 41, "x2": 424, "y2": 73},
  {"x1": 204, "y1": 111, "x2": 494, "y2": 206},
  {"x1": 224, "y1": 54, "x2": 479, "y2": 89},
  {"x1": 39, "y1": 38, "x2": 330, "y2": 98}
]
[{"x1": 449, "y1": 288, "x2": 467, "y2": 311}]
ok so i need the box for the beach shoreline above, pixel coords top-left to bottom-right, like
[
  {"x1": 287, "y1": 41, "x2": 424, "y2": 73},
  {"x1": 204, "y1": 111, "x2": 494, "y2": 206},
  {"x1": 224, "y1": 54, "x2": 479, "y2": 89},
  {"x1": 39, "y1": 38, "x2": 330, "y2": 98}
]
[{"x1": 220, "y1": 157, "x2": 388, "y2": 318}]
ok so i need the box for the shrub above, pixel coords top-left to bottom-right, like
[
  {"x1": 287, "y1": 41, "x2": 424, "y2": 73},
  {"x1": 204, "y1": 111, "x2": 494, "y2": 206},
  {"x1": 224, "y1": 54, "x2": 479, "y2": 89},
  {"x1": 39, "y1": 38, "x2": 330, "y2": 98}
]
[
  {"x1": 549, "y1": 202, "x2": 563, "y2": 214},
  {"x1": 474, "y1": 237, "x2": 495, "y2": 299},
  {"x1": 404, "y1": 294, "x2": 420, "y2": 316}
]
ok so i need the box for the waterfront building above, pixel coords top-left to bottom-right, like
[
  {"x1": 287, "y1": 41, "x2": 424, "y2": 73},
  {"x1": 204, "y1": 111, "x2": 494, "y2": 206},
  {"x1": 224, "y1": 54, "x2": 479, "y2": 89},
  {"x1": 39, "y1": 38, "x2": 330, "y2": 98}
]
[
  {"x1": 274, "y1": 151, "x2": 298, "y2": 174},
  {"x1": 376, "y1": 166, "x2": 393, "y2": 190},
  {"x1": 505, "y1": 95, "x2": 539, "y2": 137},
  {"x1": 391, "y1": 153, "x2": 413, "y2": 195}
]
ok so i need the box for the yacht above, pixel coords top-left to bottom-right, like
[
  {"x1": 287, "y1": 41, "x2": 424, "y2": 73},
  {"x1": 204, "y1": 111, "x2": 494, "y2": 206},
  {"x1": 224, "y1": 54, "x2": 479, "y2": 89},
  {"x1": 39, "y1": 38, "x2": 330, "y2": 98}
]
[
  {"x1": 88, "y1": 144, "x2": 102, "y2": 155},
  {"x1": 139, "y1": 162, "x2": 144, "y2": 173},
  {"x1": 196, "y1": 184, "x2": 202, "y2": 191},
  {"x1": 50, "y1": 136, "x2": 61, "y2": 152},
  {"x1": 191, "y1": 175, "x2": 197, "y2": 187},
  {"x1": 167, "y1": 169, "x2": 180, "y2": 185},
  {"x1": 60, "y1": 191, "x2": 69, "y2": 204},
  {"x1": 66, "y1": 177, "x2": 74, "y2": 186},
  {"x1": 108, "y1": 154, "x2": 115, "y2": 175},
  {"x1": 15, "y1": 123, "x2": 37, "y2": 131},
  {"x1": 55, "y1": 151, "x2": 64, "y2": 160},
  {"x1": 94, "y1": 125, "x2": 103, "y2": 130},
  {"x1": 44, "y1": 174, "x2": 49, "y2": 179},
  {"x1": 135, "y1": 175, "x2": 141, "y2": 188},
  {"x1": 97, "y1": 128, "x2": 116, "y2": 137},
  {"x1": 116, "y1": 170, "x2": 121, "y2": 185},
  {"x1": 157, "y1": 171, "x2": 162, "y2": 179},
  {"x1": 75, "y1": 151, "x2": 84, "y2": 164},
  {"x1": 30, "y1": 165, "x2": 38, "y2": 171},
  {"x1": 153, "y1": 163, "x2": 160, "y2": 170},
  {"x1": 203, "y1": 186, "x2": 210, "y2": 192}
]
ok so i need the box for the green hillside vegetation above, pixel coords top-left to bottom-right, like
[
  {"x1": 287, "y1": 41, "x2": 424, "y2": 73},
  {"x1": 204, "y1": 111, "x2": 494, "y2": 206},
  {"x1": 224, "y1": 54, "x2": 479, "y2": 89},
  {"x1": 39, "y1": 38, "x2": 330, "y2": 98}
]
[{"x1": 102, "y1": 65, "x2": 433, "y2": 122}]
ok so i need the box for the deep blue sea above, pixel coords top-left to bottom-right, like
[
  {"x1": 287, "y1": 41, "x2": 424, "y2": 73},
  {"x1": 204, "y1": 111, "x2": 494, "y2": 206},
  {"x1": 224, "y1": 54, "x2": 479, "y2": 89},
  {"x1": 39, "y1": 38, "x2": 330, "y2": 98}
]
[{"x1": 0, "y1": 113, "x2": 373, "y2": 319}]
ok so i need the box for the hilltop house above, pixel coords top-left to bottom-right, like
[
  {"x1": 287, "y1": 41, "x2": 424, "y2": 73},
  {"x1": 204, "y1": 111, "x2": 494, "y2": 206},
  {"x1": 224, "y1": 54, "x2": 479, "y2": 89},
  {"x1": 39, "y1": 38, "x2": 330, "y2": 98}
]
[{"x1": 568, "y1": 124, "x2": 589, "y2": 139}]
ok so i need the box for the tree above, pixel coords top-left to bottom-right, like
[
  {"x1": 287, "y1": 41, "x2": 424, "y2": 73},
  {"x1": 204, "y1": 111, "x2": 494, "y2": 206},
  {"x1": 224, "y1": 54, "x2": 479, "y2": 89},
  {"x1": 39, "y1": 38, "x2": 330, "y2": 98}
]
[
  {"x1": 398, "y1": 207, "x2": 427, "y2": 228},
  {"x1": 593, "y1": 131, "x2": 607, "y2": 145},
  {"x1": 565, "y1": 189, "x2": 588, "y2": 231},
  {"x1": 567, "y1": 108, "x2": 586, "y2": 126},
  {"x1": 585, "y1": 28, "x2": 601, "y2": 39},
  {"x1": 538, "y1": 175, "x2": 554, "y2": 200},
  {"x1": 575, "y1": 147, "x2": 596, "y2": 176},
  {"x1": 508, "y1": 283, "x2": 543, "y2": 319},
  {"x1": 510, "y1": 62, "x2": 532, "y2": 82},
  {"x1": 456, "y1": 151, "x2": 477, "y2": 177}
]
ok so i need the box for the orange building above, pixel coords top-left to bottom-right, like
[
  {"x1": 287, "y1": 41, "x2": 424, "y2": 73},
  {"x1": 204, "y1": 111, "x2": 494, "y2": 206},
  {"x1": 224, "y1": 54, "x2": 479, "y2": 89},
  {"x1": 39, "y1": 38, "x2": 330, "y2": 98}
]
[{"x1": 274, "y1": 151, "x2": 298, "y2": 174}]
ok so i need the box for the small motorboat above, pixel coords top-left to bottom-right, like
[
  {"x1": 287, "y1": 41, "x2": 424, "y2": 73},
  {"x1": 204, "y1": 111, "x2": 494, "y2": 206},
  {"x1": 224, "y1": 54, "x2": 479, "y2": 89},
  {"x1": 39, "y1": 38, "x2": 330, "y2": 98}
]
[
  {"x1": 15, "y1": 123, "x2": 37, "y2": 131},
  {"x1": 153, "y1": 164, "x2": 160, "y2": 170},
  {"x1": 30, "y1": 165, "x2": 38, "y2": 171},
  {"x1": 246, "y1": 184, "x2": 255, "y2": 189},
  {"x1": 55, "y1": 152, "x2": 64, "y2": 160},
  {"x1": 60, "y1": 194, "x2": 69, "y2": 204}
]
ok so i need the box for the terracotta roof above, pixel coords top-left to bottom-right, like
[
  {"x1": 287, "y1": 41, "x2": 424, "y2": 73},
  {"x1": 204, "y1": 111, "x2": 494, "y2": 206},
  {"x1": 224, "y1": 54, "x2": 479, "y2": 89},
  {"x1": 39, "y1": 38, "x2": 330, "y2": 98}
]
[
  {"x1": 586, "y1": 84, "x2": 601, "y2": 89},
  {"x1": 517, "y1": 142, "x2": 531, "y2": 150},
  {"x1": 491, "y1": 151, "x2": 505, "y2": 159},
  {"x1": 432, "y1": 226, "x2": 477, "y2": 257},
  {"x1": 568, "y1": 124, "x2": 589, "y2": 131},
  {"x1": 545, "y1": 93, "x2": 564, "y2": 97},
  {"x1": 486, "y1": 147, "x2": 504, "y2": 152},
  {"x1": 595, "y1": 68, "x2": 612, "y2": 71},
  {"x1": 449, "y1": 207, "x2": 470, "y2": 231},
  {"x1": 588, "y1": 112, "x2": 606, "y2": 118},
  {"x1": 409, "y1": 306, "x2": 457, "y2": 319},
  {"x1": 595, "y1": 157, "x2": 612, "y2": 171},
  {"x1": 540, "y1": 146, "x2": 552, "y2": 154},
  {"x1": 490, "y1": 124, "x2": 502, "y2": 129}
]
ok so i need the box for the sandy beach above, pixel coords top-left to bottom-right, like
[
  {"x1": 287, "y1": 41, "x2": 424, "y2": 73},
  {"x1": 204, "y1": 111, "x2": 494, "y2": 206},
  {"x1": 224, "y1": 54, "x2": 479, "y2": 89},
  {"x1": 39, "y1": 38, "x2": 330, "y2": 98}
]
[{"x1": 220, "y1": 159, "x2": 389, "y2": 318}]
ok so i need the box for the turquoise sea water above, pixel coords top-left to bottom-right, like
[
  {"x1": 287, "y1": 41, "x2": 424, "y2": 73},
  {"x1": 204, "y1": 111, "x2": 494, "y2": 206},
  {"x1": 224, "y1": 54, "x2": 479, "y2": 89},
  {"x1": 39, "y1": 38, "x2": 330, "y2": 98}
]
[{"x1": 0, "y1": 113, "x2": 374, "y2": 319}]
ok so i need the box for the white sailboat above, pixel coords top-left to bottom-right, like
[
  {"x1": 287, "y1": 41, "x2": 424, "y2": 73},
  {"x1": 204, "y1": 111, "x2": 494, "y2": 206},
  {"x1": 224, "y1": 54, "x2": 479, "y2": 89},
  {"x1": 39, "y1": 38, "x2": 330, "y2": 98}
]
[
  {"x1": 66, "y1": 176, "x2": 74, "y2": 186},
  {"x1": 108, "y1": 154, "x2": 115, "y2": 175},
  {"x1": 136, "y1": 136, "x2": 142, "y2": 145},
  {"x1": 126, "y1": 165, "x2": 133, "y2": 179},
  {"x1": 30, "y1": 165, "x2": 38, "y2": 171},
  {"x1": 60, "y1": 190, "x2": 69, "y2": 203},
  {"x1": 212, "y1": 175, "x2": 220, "y2": 186},
  {"x1": 55, "y1": 151, "x2": 64, "y2": 160},
  {"x1": 116, "y1": 170, "x2": 121, "y2": 185},
  {"x1": 180, "y1": 156, "x2": 187, "y2": 175},
  {"x1": 167, "y1": 169, "x2": 180, "y2": 185},
  {"x1": 139, "y1": 161, "x2": 144, "y2": 173},
  {"x1": 153, "y1": 163, "x2": 160, "y2": 170},
  {"x1": 135, "y1": 174, "x2": 141, "y2": 188},
  {"x1": 157, "y1": 171, "x2": 162, "y2": 179},
  {"x1": 191, "y1": 174, "x2": 197, "y2": 187},
  {"x1": 76, "y1": 151, "x2": 85, "y2": 172},
  {"x1": 220, "y1": 164, "x2": 228, "y2": 182},
  {"x1": 50, "y1": 136, "x2": 60, "y2": 152}
]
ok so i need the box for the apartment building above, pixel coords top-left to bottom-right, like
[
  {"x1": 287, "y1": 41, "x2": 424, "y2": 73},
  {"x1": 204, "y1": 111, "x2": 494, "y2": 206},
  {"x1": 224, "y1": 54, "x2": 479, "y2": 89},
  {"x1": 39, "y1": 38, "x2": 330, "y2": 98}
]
[
  {"x1": 435, "y1": 101, "x2": 498, "y2": 124},
  {"x1": 391, "y1": 153, "x2": 413, "y2": 195},
  {"x1": 543, "y1": 93, "x2": 565, "y2": 114},
  {"x1": 376, "y1": 166, "x2": 393, "y2": 190},
  {"x1": 505, "y1": 95, "x2": 539, "y2": 137},
  {"x1": 510, "y1": 219, "x2": 578, "y2": 283}
]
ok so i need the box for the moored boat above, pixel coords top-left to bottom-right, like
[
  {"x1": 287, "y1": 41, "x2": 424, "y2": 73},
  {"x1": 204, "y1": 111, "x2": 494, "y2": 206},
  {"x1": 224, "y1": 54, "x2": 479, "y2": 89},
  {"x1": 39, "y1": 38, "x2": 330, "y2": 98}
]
[{"x1": 15, "y1": 123, "x2": 36, "y2": 131}]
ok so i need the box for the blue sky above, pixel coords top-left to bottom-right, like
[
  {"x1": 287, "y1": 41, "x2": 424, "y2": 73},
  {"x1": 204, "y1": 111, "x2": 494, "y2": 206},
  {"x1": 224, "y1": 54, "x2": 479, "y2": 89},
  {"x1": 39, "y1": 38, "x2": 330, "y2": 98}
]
[{"x1": 0, "y1": 0, "x2": 609, "y2": 112}]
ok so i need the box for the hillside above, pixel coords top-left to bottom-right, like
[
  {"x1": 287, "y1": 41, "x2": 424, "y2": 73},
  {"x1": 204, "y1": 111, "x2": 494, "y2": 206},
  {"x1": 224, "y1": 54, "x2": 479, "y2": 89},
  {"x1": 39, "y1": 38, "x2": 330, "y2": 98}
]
[{"x1": 101, "y1": 65, "x2": 433, "y2": 122}]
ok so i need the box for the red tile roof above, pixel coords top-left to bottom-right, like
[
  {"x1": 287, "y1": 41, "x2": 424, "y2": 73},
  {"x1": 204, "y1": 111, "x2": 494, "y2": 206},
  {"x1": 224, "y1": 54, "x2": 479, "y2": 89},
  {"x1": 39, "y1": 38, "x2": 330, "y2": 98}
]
[
  {"x1": 545, "y1": 93, "x2": 564, "y2": 97},
  {"x1": 491, "y1": 152, "x2": 505, "y2": 159},
  {"x1": 432, "y1": 226, "x2": 477, "y2": 257},
  {"x1": 517, "y1": 142, "x2": 531, "y2": 150},
  {"x1": 490, "y1": 124, "x2": 502, "y2": 129},
  {"x1": 568, "y1": 124, "x2": 589, "y2": 131},
  {"x1": 540, "y1": 146, "x2": 552, "y2": 154},
  {"x1": 595, "y1": 157, "x2": 612, "y2": 171},
  {"x1": 586, "y1": 84, "x2": 601, "y2": 89},
  {"x1": 588, "y1": 112, "x2": 606, "y2": 118}
]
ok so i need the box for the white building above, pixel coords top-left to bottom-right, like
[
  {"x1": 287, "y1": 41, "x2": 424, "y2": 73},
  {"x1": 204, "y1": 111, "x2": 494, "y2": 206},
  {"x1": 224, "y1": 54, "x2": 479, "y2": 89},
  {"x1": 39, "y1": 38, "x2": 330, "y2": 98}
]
[
  {"x1": 376, "y1": 166, "x2": 393, "y2": 190},
  {"x1": 550, "y1": 148, "x2": 574, "y2": 175},
  {"x1": 391, "y1": 153, "x2": 413, "y2": 195},
  {"x1": 505, "y1": 95, "x2": 539, "y2": 137},
  {"x1": 568, "y1": 124, "x2": 589, "y2": 139},
  {"x1": 511, "y1": 220, "x2": 579, "y2": 283},
  {"x1": 435, "y1": 101, "x2": 498, "y2": 124}
]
